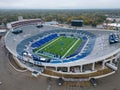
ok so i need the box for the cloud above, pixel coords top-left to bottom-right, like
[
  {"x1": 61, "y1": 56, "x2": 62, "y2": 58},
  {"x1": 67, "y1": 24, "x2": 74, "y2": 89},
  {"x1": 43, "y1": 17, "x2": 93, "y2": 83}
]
[{"x1": 0, "y1": 0, "x2": 120, "y2": 9}]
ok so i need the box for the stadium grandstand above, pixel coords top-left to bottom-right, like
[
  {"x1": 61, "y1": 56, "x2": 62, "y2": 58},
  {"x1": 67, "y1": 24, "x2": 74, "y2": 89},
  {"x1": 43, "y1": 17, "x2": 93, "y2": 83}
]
[
  {"x1": 7, "y1": 19, "x2": 42, "y2": 29},
  {"x1": 4, "y1": 18, "x2": 120, "y2": 82}
]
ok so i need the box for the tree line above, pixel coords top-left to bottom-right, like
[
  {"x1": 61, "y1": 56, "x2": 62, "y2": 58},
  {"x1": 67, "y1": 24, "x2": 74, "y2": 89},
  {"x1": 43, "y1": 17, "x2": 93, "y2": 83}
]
[{"x1": 0, "y1": 9, "x2": 120, "y2": 26}]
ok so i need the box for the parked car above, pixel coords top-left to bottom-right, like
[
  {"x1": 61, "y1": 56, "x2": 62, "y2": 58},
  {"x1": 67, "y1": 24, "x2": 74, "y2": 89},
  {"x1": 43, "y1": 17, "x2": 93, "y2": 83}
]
[
  {"x1": 36, "y1": 24, "x2": 43, "y2": 28},
  {"x1": 32, "y1": 71, "x2": 40, "y2": 77},
  {"x1": 90, "y1": 78, "x2": 97, "y2": 86},
  {"x1": 12, "y1": 29, "x2": 23, "y2": 34},
  {"x1": 57, "y1": 78, "x2": 64, "y2": 86},
  {"x1": 0, "y1": 82, "x2": 2, "y2": 85}
]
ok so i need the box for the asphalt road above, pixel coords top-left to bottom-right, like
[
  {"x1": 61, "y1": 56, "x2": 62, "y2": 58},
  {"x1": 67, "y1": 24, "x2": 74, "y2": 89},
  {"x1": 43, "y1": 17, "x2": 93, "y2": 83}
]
[{"x1": 0, "y1": 37, "x2": 120, "y2": 90}]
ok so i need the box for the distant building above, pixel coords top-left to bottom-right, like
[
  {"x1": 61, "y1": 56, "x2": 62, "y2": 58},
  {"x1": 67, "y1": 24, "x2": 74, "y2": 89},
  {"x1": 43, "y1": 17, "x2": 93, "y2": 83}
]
[
  {"x1": 18, "y1": 16, "x2": 24, "y2": 21},
  {"x1": 106, "y1": 16, "x2": 120, "y2": 22},
  {"x1": 103, "y1": 23, "x2": 120, "y2": 30},
  {"x1": 45, "y1": 21, "x2": 59, "y2": 25}
]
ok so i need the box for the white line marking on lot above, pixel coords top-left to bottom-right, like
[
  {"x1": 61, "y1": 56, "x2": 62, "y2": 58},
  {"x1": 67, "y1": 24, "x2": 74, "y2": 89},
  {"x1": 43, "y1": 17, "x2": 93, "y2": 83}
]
[
  {"x1": 47, "y1": 85, "x2": 51, "y2": 90},
  {"x1": 62, "y1": 39, "x2": 80, "y2": 58}
]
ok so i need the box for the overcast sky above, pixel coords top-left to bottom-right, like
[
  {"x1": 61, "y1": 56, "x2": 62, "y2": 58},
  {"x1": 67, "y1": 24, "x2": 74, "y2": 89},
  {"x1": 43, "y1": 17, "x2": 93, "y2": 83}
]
[{"x1": 0, "y1": 0, "x2": 120, "y2": 9}]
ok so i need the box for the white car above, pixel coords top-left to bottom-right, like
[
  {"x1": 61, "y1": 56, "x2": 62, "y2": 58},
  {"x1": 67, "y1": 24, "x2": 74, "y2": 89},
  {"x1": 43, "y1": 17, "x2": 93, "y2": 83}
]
[
  {"x1": 32, "y1": 71, "x2": 40, "y2": 77},
  {"x1": 0, "y1": 82, "x2": 2, "y2": 85}
]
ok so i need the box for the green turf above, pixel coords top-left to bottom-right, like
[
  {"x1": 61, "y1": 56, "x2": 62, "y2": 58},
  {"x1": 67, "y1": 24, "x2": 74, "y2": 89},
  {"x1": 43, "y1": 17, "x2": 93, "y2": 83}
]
[
  {"x1": 34, "y1": 36, "x2": 82, "y2": 58},
  {"x1": 65, "y1": 39, "x2": 82, "y2": 57}
]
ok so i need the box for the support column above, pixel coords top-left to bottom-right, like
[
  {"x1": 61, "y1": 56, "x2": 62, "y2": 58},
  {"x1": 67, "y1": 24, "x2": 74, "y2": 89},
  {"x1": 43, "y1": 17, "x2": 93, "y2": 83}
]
[
  {"x1": 68, "y1": 67, "x2": 70, "y2": 72},
  {"x1": 115, "y1": 57, "x2": 118, "y2": 62},
  {"x1": 92, "y1": 63, "x2": 95, "y2": 71},
  {"x1": 102, "y1": 61, "x2": 105, "y2": 69},
  {"x1": 44, "y1": 66, "x2": 46, "y2": 69},
  {"x1": 55, "y1": 67, "x2": 57, "y2": 71},
  {"x1": 80, "y1": 65, "x2": 83, "y2": 72},
  {"x1": 110, "y1": 59, "x2": 113, "y2": 64}
]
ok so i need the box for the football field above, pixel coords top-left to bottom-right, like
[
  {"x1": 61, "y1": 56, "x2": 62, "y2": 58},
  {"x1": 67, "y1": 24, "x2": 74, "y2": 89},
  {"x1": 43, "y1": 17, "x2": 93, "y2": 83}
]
[{"x1": 34, "y1": 36, "x2": 82, "y2": 58}]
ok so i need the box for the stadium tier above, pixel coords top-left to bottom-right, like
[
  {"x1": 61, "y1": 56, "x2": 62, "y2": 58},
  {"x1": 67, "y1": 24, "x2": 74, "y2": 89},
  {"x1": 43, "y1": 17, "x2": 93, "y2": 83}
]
[
  {"x1": 31, "y1": 33, "x2": 58, "y2": 48},
  {"x1": 5, "y1": 19, "x2": 120, "y2": 81}
]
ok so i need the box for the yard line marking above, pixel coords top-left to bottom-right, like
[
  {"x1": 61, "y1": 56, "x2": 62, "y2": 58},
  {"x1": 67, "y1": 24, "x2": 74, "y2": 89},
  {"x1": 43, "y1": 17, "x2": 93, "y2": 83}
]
[
  {"x1": 36, "y1": 37, "x2": 60, "y2": 53},
  {"x1": 62, "y1": 39, "x2": 80, "y2": 58}
]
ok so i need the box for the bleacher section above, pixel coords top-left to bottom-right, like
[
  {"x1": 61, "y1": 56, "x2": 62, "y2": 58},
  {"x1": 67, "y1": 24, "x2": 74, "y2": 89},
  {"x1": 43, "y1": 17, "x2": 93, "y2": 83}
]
[
  {"x1": 31, "y1": 34, "x2": 58, "y2": 48},
  {"x1": 11, "y1": 19, "x2": 41, "y2": 28}
]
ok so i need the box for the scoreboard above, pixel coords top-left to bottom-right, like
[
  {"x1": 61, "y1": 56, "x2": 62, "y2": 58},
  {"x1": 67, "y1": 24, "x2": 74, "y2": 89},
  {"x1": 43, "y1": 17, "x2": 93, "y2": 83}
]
[{"x1": 71, "y1": 20, "x2": 83, "y2": 27}]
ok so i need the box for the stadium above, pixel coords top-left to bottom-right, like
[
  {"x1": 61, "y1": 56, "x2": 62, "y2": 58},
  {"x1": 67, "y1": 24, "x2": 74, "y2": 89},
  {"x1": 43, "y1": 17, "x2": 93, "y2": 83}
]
[{"x1": 5, "y1": 18, "x2": 120, "y2": 82}]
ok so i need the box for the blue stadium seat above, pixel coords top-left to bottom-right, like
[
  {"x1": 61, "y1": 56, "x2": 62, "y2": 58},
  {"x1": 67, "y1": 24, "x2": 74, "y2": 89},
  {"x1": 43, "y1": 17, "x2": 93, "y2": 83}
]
[{"x1": 31, "y1": 33, "x2": 58, "y2": 48}]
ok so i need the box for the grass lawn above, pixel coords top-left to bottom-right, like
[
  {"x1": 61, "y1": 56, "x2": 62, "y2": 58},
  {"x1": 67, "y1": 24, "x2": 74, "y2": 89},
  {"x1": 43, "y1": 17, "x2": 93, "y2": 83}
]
[{"x1": 34, "y1": 36, "x2": 82, "y2": 58}]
